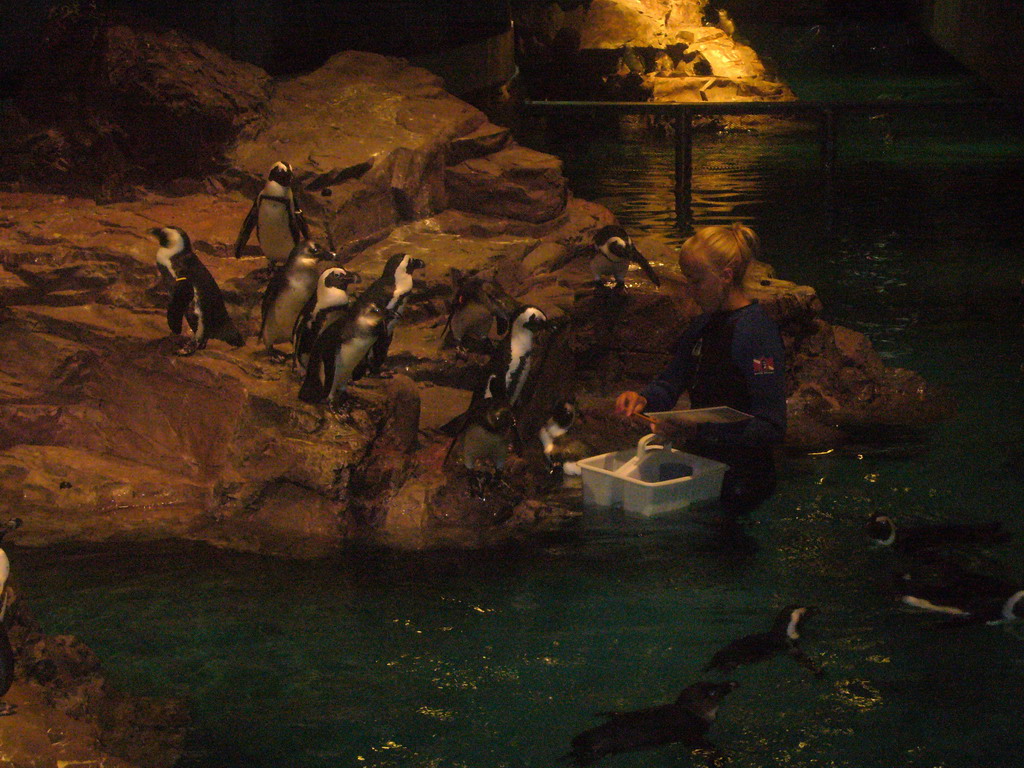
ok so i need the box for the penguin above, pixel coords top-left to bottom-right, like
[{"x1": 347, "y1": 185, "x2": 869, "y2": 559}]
[
  {"x1": 590, "y1": 225, "x2": 661, "y2": 293},
  {"x1": 292, "y1": 267, "x2": 360, "y2": 375},
  {"x1": 233, "y1": 161, "x2": 310, "y2": 267},
  {"x1": 563, "y1": 681, "x2": 738, "y2": 766},
  {"x1": 440, "y1": 270, "x2": 518, "y2": 357},
  {"x1": 713, "y1": 9, "x2": 736, "y2": 37},
  {"x1": 444, "y1": 375, "x2": 516, "y2": 497},
  {"x1": 0, "y1": 517, "x2": 21, "y2": 717},
  {"x1": 539, "y1": 399, "x2": 590, "y2": 477},
  {"x1": 894, "y1": 566, "x2": 1024, "y2": 625},
  {"x1": 704, "y1": 605, "x2": 824, "y2": 677},
  {"x1": 259, "y1": 240, "x2": 329, "y2": 355},
  {"x1": 866, "y1": 513, "x2": 1010, "y2": 555},
  {"x1": 357, "y1": 252, "x2": 426, "y2": 377},
  {"x1": 151, "y1": 227, "x2": 244, "y2": 356},
  {"x1": 298, "y1": 301, "x2": 386, "y2": 408}
]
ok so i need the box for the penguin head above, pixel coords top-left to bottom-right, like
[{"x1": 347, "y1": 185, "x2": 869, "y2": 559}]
[
  {"x1": 321, "y1": 267, "x2": 359, "y2": 292},
  {"x1": 267, "y1": 161, "x2": 294, "y2": 186},
  {"x1": 866, "y1": 513, "x2": 897, "y2": 546},
  {"x1": 149, "y1": 226, "x2": 191, "y2": 254},
  {"x1": 550, "y1": 399, "x2": 580, "y2": 430},
  {"x1": 403, "y1": 256, "x2": 426, "y2": 276},
  {"x1": 594, "y1": 224, "x2": 631, "y2": 259},
  {"x1": 290, "y1": 240, "x2": 329, "y2": 269},
  {"x1": 513, "y1": 306, "x2": 548, "y2": 334},
  {"x1": 675, "y1": 681, "x2": 739, "y2": 718},
  {"x1": 0, "y1": 518, "x2": 22, "y2": 546},
  {"x1": 482, "y1": 397, "x2": 514, "y2": 434},
  {"x1": 357, "y1": 301, "x2": 386, "y2": 330}
]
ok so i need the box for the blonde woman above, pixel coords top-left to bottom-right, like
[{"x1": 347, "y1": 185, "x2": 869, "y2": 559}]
[{"x1": 615, "y1": 224, "x2": 786, "y2": 517}]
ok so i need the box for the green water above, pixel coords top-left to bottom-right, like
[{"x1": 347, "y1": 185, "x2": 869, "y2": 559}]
[{"x1": 12, "y1": 26, "x2": 1024, "y2": 768}]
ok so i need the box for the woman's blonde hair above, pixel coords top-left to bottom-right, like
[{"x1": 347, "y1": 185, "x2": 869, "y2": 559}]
[{"x1": 680, "y1": 223, "x2": 760, "y2": 286}]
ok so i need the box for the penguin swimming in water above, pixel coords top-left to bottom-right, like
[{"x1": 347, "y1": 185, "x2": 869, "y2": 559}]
[
  {"x1": 298, "y1": 300, "x2": 386, "y2": 408},
  {"x1": 894, "y1": 565, "x2": 1024, "y2": 625},
  {"x1": 292, "y1": 266, "x2": 360, "y2": 375},
  {"x1": 357, "y1": 253, "x2": 426, "y2": 377},
  {"x1": 233, "y1": 161, "x2": 310, "y2": 267},
  {"x1": 590, "y1": 225, "x2": 660, "y2": 293},
  {"x1": 704, "y1": 605, "x2": 824, "y2": 677},
  {"x1": 563, "y1": 680, "x2": 739, "y2": 766},
  {"x1": 866, "y1": 513, "x2": 1010, "y2": 555},
  {"x1": 539, "y1": 399, "x2": 590, "y2": 477},
  {"x1": 259, "y1": 240, "x2": 329, "y2": 355},
  {"x1": 152, "y1": 226, "x2": 244, "y2": 356},
  {"x1": 0, "y1": 517, "x2": 22, "y2": 717},
  {"x1": 440, "y1": 270, "x2": 518, "y2": 357}
]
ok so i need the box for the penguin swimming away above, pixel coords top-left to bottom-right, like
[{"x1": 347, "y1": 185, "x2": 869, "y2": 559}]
[
  {"x1": 866, "y1": 513, "x2": 1010, "y2": 555},
  {"x1": 440, "y1": 270, "x2": 518, "y2": 357},
  {"x1": 539, "y1": 399, "x2": 589, "y2": 477},
  {"x1": 894, "y1": 566, "x2": 1024, "y2": 625},
  {"x1": 0, "y1": 517, "x2": 21, "y2": 717},
  {"x1": 298, "y1": 301, "x2": 386, "y2": 409},
  {"x1": 357, "y1": 253, "x2": 426, "y2": 377},
  {"x1": 704, "y1": 605, "x2": 824, "y2": 677},
  {"x1": 590, "y1": 225, "x2": 660, "y2": 293},
  {"x1": 233, "y1": 161, "x2": 310, "y2": 267},
  {"x1": 563, "y1": 680, "x2": 738, "y2": 766},
  {"x1": 152, "y1": 227, "x2": 244, "y2": 356},
  {"x1": 259, "y1": 240, "x2": 330, "y2": 355},
  {"x1": 292, "y1": 267, "x2": 360, "y2": 375},
  {"x1": 445, "y1": 375, "x2": 516, "y2": 497}
]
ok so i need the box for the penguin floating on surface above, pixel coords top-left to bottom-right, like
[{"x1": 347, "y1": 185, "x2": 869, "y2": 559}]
[
  {"x1": 233, "y1": 161, "x2": 310, "y2": 268},
  {"x1": 866, "y1": 513, "x2": 1010, "y2": 555},
  {"x1": 440, "y1": 270, "x2": 518, "y2": 357},
  {"x1": 894, "y1": 566, "x2": 1024, "y2": 625},
  {"x1": 539, "y1": 399, "x2": 590, "y2": 478},
  {"x1": 704, "y1": 605, "x2": 824, "y2": 677},
  {"x1": 0, "y1": 517, "x2": 22, "y2": 717},
  {"x1": 292, "y1": 266, "x2": 360, "y2": 375},
  {"x1": 590, "y1": 225, "x2": 660, "y2": 294},
  {"x1": 298, "y1": 300, "x2": 386, "y2": 409},
  {"x1": 259, "y1": 240, "x2": 330, "y2": 356},
  {"x1": 152, "y1": 226, "x2": 244, "y2": 356},
  {"x1": 563, "y1": 680, "x2": 738, "y2": 766},
  {"x1": 358, "y1": 252, "x2": 426, "y2": 377}
]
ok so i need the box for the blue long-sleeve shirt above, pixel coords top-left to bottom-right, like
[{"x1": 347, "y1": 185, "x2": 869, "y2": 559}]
[{"x1": 639, "y1": 302, "x2": 786, "y2": 454}]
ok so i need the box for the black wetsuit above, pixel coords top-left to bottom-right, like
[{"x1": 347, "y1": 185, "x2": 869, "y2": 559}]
[{"x1": 640, "y1": 302, "x2": 786, "y2": 515}]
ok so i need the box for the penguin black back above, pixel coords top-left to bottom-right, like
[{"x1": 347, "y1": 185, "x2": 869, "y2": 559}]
[
  {"x1": 866, "y1": 512, "x2": 1010, "y2": 554},
  {"x1": 704, "y1": 605, "x2": 821, "y2": 675}
]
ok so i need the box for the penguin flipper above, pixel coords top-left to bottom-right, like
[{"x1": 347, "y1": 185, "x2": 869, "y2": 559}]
[
  {"x1": 290, "y1": 193, "x2": 311, "y2": 242},
  {"x1": 214, "y1": 321, "x2": 245, "y2": 348},
  {"x1": 166, "y1": 280, "x2": 193, "y2": 334},
  {"x1": 298, "y1": 355, "x2": 326, "y2": 403},
  {"x1": 260, "y1": 268, "x2": 288, "y2": 338},
  {"x1": 233, "y1": 200, "x2": 258, "y2": 259}
]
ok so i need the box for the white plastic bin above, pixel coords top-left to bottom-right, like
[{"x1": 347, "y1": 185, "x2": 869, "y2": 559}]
[{"x1": 579, "y1": 434, "x2": 727, "y2": 517}]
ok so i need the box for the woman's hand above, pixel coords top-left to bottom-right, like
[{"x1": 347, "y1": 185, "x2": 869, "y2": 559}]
[{"x1": 615, "y1": 391, "x2": 648, "y2": 418}]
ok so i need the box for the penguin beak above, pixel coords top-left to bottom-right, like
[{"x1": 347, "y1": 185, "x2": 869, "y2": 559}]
[{"x1": 629, "y1": 245, "x2": 661, "y2": 287}]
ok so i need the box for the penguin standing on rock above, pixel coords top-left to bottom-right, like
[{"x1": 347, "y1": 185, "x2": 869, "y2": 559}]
[
  {"x1": 0, "y1": 517, "x2": 22, "y2": 717},
  {"x1": 866, "y1": 512, "x2": 1010, "y2": 555},
  {"x1": 440, "y1": 270, "x2": 517, "y2": 357},
  {"x1": 259, "y1": 240, "x2": 330, "y2": 356},
  {"x1": 292, "y1": 267, "x2": 360, "y2": 374},
  {"x1": 358, "y1": 252, "x2": 426, "y2": 377},
  {"x1": 539, "y1": 399, "x2": 590, "y2": 477},
  {"x1": 298, "y1": 301, "x2": 386, "y2": 409},
  {"x1": 590, "y1": 225, "x2": 661, "y2": 293},
  {"x1": 152, "y1": 227, "x2": 244, "y2": 356},
  {"x1": 704, "y1": 605, "x2": 824, "y2": 677},
  {"x1": 445, "y1": 375, "x2": 516, "y2": 497},
  {"x1": 563, "y1": 681, "x2": 739, "y2": 766},
  {"x1": 233, "y1": 161, "x2": 310, "y2": 268}
]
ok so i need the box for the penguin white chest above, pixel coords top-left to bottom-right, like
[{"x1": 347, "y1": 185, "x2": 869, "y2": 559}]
[
  {"x1": 257, "y1": 195, "x2": 296, "y2": 264},
  {"x1": 507, "y1": 331, "x2": 534, "y2": 403},
  {"x1": 264, "y1": 274, "x2": 316, "y2": 346}
]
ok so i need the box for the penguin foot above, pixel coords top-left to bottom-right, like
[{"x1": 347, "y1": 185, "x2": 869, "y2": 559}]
[
  {"x1": 174, "y1": 340, "x2": 199, "y2": 357},
  {"x1": 0, "y1": 702, "x2": 16, "y2": 717}
]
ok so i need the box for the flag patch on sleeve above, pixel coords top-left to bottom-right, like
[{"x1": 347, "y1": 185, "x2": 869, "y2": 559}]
[{"x1": 752, "y1": 357, "x2": 775, "y2": 375}]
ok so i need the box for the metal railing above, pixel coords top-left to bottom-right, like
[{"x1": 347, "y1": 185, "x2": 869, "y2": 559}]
[{"x1": 522, "y1": 98, "x2": 1016, "y2": 226}]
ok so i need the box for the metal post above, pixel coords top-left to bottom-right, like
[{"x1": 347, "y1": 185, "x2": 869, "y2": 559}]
[{"x1": 674, "y1": 109, "x2": 693, "y2": 228}]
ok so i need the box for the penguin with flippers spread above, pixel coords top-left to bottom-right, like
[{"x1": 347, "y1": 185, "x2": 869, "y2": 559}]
[
  {"x1": 563, "y1": 681, "x2": 738, "y2": 766},
  {"x1": 704, "y1": 605, "x2": 824, "y2": 677},
  {"x1": 151, "y1": 226, "x2": 244, "y2": 356},
  {"x1": 234, "y1": 161, "x2": 310, "y2": 267},
  {"x1": 0, "y1": 517, "x2": 22, "y2": 716}
]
